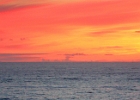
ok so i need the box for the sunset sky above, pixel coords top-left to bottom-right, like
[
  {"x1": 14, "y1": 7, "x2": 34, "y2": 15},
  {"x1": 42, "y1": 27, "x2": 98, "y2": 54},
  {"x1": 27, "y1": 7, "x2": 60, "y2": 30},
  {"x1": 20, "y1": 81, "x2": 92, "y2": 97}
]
[{"x1": 0, "y1": 0, "x2": 140, "y2": 62}]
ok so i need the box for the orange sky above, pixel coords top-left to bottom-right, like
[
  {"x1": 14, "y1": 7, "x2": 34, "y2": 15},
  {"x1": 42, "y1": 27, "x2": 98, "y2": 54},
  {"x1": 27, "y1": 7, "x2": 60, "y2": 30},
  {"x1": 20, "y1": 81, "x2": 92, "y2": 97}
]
[{"x1": 0, "y1": 0, "x2": 140, "y2": 62}]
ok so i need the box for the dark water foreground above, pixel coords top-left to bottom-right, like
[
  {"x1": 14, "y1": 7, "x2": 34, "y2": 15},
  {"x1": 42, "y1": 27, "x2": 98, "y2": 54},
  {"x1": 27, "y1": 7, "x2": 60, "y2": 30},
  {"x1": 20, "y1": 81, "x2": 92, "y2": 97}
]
[{"x1": 0, "y1": 62, "x2": 140, "y2": 100}]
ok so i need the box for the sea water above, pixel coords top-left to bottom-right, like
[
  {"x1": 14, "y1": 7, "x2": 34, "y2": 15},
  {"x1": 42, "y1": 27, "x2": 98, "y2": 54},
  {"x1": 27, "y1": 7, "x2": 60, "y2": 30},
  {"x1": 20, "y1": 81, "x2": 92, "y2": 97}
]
[{"x1": 0, "y1": 62, "x2": 140, "y2": 100}]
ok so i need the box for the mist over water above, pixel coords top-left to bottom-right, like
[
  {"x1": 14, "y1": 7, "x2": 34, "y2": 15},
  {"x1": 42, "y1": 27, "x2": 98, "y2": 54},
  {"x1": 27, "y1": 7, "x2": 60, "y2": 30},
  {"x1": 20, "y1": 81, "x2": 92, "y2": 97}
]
[{"x1": 0, "y1": 62, "x2": 140, "y2": 100}]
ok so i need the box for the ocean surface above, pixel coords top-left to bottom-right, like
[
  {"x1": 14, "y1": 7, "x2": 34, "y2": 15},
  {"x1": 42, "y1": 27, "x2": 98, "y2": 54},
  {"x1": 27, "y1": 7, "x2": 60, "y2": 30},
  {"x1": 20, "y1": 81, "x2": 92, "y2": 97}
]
[{"x1": 0, "y1": 62, "x2": 140, "y2": 100}]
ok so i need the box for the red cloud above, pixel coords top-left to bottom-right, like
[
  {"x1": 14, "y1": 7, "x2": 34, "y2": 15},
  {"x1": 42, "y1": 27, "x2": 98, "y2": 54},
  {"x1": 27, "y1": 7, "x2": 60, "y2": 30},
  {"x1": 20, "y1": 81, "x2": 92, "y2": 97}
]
[{"x1": 1, "y1": 0, "x2": 140, "y2": 28}]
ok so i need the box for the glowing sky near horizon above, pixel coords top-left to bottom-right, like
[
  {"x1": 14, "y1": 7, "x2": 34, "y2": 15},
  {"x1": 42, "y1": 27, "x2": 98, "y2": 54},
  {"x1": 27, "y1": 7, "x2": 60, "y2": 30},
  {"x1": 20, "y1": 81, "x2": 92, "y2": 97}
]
[{"x1": 0, "y1": 0, "x2": 140, "y2": 62}]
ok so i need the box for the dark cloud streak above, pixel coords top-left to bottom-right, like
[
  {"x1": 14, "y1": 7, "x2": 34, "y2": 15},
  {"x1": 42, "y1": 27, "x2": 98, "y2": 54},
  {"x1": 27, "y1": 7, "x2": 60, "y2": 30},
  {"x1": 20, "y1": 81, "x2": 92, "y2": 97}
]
[
  {"x1": 92, "y1": 46, "x2": 123, "y2": 50},
  {"x1": 89, "y1": 30, "x2": 116, "y2": 36},
  {"x1": 65, "y1": 53, "x2": 86, "y2": 56},
  {"x1": 0, "y1": 53, "x2": 48, "y2": 62},
  {"x1": 0, "y1": 4, "x2": 45, "y2": 12},
  {"x1": 0, "y1": 53, "x2": 48, "y2": 57},
  {"x1": 0, "y1": 5, "x2": 17, "y2": 12},
  {"x1": 64, "y1": 53, "x2": 86, "y2": 61},
  {"x1": 0, "y1": 56, "x2": 41, "y2": 62},
  {"x1": 135, "y1": 31, "x2": 140, "y2": 33}
]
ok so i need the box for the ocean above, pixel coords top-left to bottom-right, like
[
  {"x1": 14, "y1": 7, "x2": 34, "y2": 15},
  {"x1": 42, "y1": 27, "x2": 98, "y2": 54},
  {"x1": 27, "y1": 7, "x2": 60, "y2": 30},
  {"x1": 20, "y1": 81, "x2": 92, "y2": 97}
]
[{"x1": 0, "y1": 62, "x2": 140, "y2": 100}]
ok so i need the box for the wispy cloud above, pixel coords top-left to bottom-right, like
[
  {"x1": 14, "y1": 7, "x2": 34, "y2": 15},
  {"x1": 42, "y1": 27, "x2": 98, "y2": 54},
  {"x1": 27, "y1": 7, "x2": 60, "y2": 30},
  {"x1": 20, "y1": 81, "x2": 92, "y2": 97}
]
[
  {"x1": 135, "y1": 31, "x2": 140, "y2": 33},
  {"x1": 65, "y1": 53, "x2": 86, "y2": 56},
  {"x1": 89, "y1": 31, "x2": 116, "y2": 36},
  {"x1": 64, "y1": 53, "x2": 86, "y2": 61},
  {"x1": 104, "y1": 54, "x2": 114, "y2": 56},
  {"x1": 2, "y1": 44, "x2": 25, "y2": 49},
  {"x1": 1, "y1": 0, "x2": 140, "y2": 25},
  {"x1": 0, "y1": 53, "x2": 48, "y2": 62},
  {"x1": 92, "y1": 46, "x2": 123, "y2": 50},
  {"x1": 0, "y1": 56, "x2": 41, "y2": 62},
  {"x1": 20, "y1": 38, "x2": 26, "y2": 41},
  {"x1": 0, "y1": 5, "x2": 16, "y2": 12},
  {"x1": 0, "y1": 53, "x2": 48, "y2": 56},
  {"x1": 0, "y1": 4, "x2": 46, "y2": 12}
]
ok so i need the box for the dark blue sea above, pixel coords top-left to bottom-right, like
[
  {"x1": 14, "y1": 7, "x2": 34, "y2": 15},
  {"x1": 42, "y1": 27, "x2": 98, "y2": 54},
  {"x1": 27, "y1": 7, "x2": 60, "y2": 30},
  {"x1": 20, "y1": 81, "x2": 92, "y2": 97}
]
[{"x1": 0, "y1": 62, "x2": 140, "y2": 100}]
